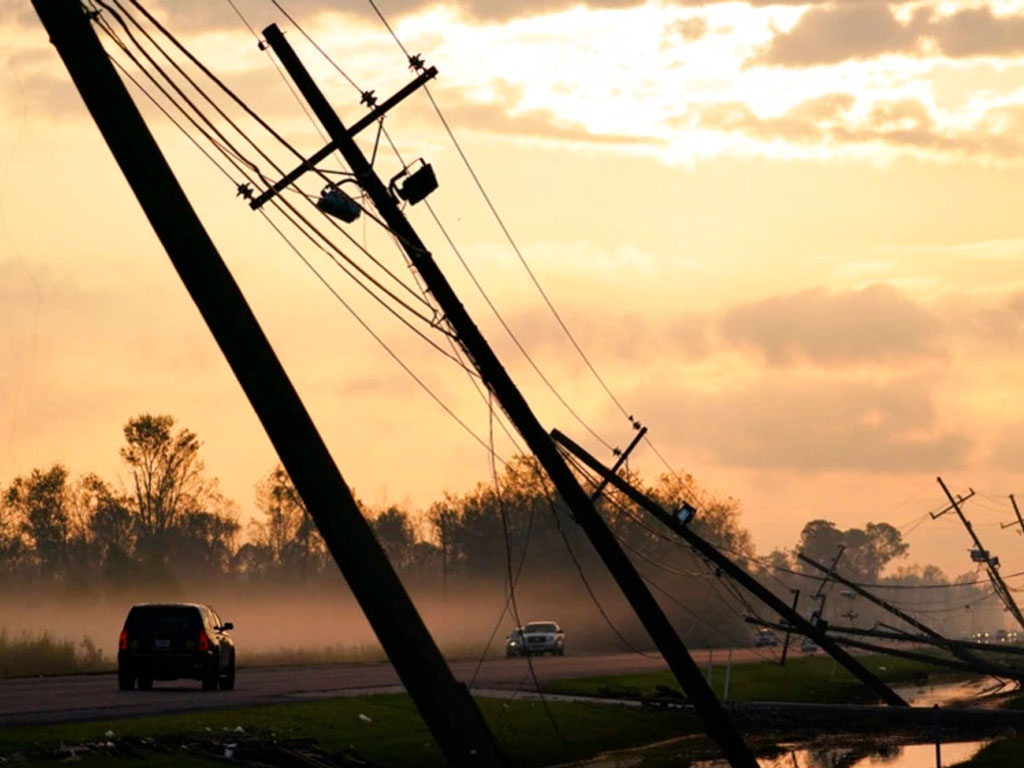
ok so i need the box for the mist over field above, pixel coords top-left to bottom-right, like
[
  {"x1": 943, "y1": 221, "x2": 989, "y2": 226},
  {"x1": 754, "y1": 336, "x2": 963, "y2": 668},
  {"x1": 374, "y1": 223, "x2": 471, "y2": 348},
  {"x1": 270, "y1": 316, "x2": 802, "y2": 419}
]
[
  {"x1": 0, "y1": 573, "x2": 658, "y2": 666},
  {"x1": 0, "y1": 414, "x2": 1003, "y2": 680}
]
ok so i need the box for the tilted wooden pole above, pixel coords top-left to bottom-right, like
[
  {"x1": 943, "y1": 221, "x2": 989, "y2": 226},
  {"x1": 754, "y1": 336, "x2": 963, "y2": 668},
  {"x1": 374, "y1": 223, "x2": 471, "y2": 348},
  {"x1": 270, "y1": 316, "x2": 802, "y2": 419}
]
[
  {"x1": 261, "y1": 22, "x2": 758, "y2": 767},
  {"x1": 31, "y1": 3, "x2": 506, "y2": 765},
  {"x1": 552, "y1": 428, "x2": 908, "y2": 707}
]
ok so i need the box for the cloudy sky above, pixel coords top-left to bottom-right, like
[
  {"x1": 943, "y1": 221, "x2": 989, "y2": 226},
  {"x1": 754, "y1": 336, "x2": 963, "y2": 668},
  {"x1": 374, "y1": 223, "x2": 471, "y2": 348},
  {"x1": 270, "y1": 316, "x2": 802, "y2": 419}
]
[{"x1": 3, "y1": 0, "x2": 1024, "y2": 579}]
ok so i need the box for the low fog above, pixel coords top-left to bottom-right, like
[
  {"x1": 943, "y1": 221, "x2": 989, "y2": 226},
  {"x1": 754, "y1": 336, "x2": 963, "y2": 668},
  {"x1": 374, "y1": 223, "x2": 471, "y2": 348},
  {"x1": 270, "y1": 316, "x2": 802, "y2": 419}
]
[{"x1": 1, "y1": 572, "x2": 666, "y2": 665}]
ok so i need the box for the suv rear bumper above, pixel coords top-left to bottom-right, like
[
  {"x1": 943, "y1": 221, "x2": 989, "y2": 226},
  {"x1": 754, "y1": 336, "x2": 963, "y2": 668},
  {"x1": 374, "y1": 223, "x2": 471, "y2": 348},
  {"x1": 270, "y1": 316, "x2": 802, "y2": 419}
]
[{"x1": 118, "y1": 650, "x2": 213, "y2": 681}]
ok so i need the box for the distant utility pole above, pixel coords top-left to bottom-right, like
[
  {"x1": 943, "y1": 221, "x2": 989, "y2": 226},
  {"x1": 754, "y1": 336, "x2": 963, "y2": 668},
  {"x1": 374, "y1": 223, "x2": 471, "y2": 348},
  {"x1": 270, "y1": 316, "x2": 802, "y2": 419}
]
[
  {"x1": 938, "y1": 477, "x2": 1024, "y2": 633},
  {"x1": 778, "y1": 589, "x2": 799, "y2": 667},
  {"x1": 551, "y1": 429, "x2": 907, "y2": 706},
  {"x1": 31, "y1": 4, "x2": 506, "y2": 766},
  {"x1": 259, "y1": 22, "x2": 758, "y2": 768},
  {"x1": 1000, "y1": 494, "x2": 1024, "y2": 536},
  {"x1": 808, "y1": 545, "x2": 845, "y2": 629},
  {"x1": 797, "y1": 552, "x2": 988, "y2": 671}
]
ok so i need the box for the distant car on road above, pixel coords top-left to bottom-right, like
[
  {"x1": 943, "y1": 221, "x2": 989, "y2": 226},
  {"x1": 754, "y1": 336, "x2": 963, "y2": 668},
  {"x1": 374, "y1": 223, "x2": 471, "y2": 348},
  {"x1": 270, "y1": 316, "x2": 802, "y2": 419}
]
[
  {"x1": 799, "y1": 636, "x2": 819, "y2": 654},
  {"x1": 118, "y1": 603, "x2": 235, "y2": 691},
  {"x1": 753, "y1": 628, "x2": 779, "y2": 647},
  {"x1": 506, "y1": 621, "x2": 565, "y2": 657}
]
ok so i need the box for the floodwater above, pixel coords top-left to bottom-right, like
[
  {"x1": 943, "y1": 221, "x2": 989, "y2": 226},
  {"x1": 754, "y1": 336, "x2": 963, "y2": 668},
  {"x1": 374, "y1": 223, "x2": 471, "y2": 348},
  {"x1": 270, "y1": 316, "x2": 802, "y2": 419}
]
[
  {"x1": 896, "y1": 675, "x2": 1013, "y2": 707},
  {"x1": 579, "y1": 740, "x2": 988, "y2": 768},
  {"x1": 712, "y1": 740, "x2": 986, "y2": 768},
  {"x1": 576, "y1": 676, "x2": 1004, "y2": 767}
]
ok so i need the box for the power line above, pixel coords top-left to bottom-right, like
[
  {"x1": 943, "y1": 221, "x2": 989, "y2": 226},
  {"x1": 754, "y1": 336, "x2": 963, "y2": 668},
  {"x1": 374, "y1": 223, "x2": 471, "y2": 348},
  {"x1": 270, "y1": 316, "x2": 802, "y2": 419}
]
[
  {"x1": 90, "y1": 2, "x2": 525, "y2": 469},
  {"x1": 268, "y1": 1, "x2": 619, "y2": 456}
]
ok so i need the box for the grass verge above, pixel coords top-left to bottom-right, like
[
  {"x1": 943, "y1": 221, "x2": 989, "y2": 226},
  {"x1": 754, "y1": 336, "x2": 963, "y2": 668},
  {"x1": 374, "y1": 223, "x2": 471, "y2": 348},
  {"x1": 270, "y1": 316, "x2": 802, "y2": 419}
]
[
  {"x1": 951, "y1": 735, "x2": 1024, "y2": 767},
  {"x1": 0, "y1": 693, "x2": 701, "y2": 767},
  {"x1": 546, "y1": 654, "x2": 953, "y2": 704}
]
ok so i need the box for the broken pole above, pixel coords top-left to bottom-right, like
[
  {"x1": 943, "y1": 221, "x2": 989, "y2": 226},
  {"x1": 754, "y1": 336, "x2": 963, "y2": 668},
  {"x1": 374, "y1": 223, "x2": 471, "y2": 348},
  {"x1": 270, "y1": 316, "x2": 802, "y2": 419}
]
[
  {"x1": 797, "y1": 551, "x2": 989, "y2": 671},
  {"x1": 551, "y1": 429, "x2": 907, "y2": 706},
  {"x1": 31, "y1": 3, "x2": 506, "y2": 765},
  {"x1": 778, "y1": 589, "x2": 799, "y2": 666}
]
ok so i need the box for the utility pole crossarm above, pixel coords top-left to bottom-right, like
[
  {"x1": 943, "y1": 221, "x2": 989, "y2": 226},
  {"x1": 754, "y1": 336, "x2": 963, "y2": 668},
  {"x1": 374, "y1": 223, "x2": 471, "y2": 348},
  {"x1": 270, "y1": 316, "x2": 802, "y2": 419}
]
[
  {"x1": 249, "y1": 65, "x2": 438, "y2": 210},
  {"x1": 551, "y1": 429, "x2": 908, "y2": 707}
]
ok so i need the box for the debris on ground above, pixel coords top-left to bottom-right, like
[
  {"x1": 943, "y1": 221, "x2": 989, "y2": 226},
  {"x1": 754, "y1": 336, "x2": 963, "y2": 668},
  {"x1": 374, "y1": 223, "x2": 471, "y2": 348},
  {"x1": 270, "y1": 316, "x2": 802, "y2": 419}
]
[{"x1": 0, "y1": 733, "x2": 382, "y2": 766}]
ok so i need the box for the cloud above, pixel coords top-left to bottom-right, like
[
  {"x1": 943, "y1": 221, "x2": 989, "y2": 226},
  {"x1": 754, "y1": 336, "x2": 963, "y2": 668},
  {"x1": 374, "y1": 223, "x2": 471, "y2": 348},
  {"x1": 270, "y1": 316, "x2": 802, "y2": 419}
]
[
  {"x1": 695, "y1": 92, "x2": 854, "y2": 142},
  {"x1": 988, "y1": 418, "x2": 1024, "y2": 469},
  {"x1": 949, "y1": 290, "x2": 1024, "y2": 349},
  {"x1": 636, "y1": 374, "x2": 970, "y2": 472},
  {"x1": 693, "y1": 92, "x2": 1024, "y2": 160},
  {"x1": 670, "y1": 16, "x2": 709, "y2": 43},
  {"x1": 753, "y1": 4, "x2": 1024, "y2": 68},
  {"x1": 719, "y1": 285, "x2": 942, "y2": 366},
  {"x1": 139, "y1": 0, "x2": 649, "y2": 31},
  {"x1": 930, "y1": 7, "x2": 1024, "y2": 58},
  {"x1": 424, "y1": 82, "x2": 664, "y2": 146},
  {"x1": 752, "y1": 4, "x2": 923, "y2": 67}
]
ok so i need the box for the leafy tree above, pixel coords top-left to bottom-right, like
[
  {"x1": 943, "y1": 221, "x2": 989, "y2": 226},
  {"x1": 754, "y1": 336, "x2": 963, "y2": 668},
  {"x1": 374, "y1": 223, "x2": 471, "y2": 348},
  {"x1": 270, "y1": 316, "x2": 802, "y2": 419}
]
[
  {"x1": 797, "y1": 519, "x2": 908, "y2": 582},
  {"x1": 5, "y1": 464, "x2": 72, "y2": 576},
  {"x1": 81, "y1": 473, "x2": 135, "y2": 577},
  {"x1": 648, "y1": 472, "x2": 754, "y2": 557},
  {"x1": 170, "y1": 508, "x2": 240, "y2": 575},
  {"x1": 371, "y1": 506, "x2": 417, "y2": 570},
  {"x1": 0, "y1": 484, "x2": 28, "y2": 580},
  {"x1": 250, "y1": 465, "x2": 324, "y2": 579}
]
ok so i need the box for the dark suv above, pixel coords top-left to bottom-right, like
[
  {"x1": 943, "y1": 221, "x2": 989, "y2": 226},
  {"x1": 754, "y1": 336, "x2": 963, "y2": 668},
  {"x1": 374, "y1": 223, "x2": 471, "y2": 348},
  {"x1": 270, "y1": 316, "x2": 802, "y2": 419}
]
[{"x1": 118, "y1": 603, "x2": 235, "y2": 691}]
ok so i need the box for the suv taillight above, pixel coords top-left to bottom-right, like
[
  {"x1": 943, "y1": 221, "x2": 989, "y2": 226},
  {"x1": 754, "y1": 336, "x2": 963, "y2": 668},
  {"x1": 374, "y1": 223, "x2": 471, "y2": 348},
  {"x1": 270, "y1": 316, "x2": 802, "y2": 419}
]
[
  {"x1": 119, "y1": 630, "x2": 128, "y2": 651},
  {"x1": 198, "y1": 630, "x2": 210, "y2": 652}
]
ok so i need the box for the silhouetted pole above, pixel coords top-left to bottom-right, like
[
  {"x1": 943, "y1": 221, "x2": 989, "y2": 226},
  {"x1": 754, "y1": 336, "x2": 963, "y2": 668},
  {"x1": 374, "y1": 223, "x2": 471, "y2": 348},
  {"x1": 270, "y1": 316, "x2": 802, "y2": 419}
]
[
  {"x1": 31, "y1": 4, "x2": 506, "y2": 766},
  {"x1": 778, "y1": 589, "x2": 799, "y2": 667},
  {"x1": 552, "y1": 429, "x2": 907, "y2": 706},
  {"x1": 261, "y1": 23, "x2": 757, "y2": 767},
  {"x1": 938, "y1": 477, "x2": 1024, "y2": 632},
  {"x1": 798, "y1": 552, "x2": 988, "y2": 670},
  {"x1": 1001, "y1": 494, "x2": 1024, "y2": 536}
]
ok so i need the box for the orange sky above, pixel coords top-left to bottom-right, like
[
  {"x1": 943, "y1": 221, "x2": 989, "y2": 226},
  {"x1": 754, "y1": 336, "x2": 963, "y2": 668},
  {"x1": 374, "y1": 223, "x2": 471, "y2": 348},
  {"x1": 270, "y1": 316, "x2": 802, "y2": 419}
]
[{"x1": 3, "y1": 0, "x2": 1024, "y2": 580}]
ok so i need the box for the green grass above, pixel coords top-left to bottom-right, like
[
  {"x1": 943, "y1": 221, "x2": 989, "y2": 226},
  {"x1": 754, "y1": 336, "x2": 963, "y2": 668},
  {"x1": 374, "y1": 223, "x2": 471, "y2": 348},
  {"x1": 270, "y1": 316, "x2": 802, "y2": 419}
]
[
  {"x1": 0, "y1": 693, "x2": 701, "y2": 768},
  {"x1": 546, "y1": 655, "x2": 949, "y2": 704},
  {"x1": 951, "y1": 735, "x2": 1024, "y2": 767}
]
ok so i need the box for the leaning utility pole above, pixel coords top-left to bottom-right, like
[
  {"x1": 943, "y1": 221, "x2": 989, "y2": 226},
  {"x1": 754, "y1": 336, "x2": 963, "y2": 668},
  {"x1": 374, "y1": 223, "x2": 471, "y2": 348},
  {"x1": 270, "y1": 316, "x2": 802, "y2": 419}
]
[
  {"x1": 778, "y1": 589, "x2": 799, "y2": 666},
  {"x1": 938, "y1": 477, "x2": 1024, "y2": 632},
  {"x1": 31, "y1": 4, "x2": 506, "y2": 766},
  {"x1": 1000, "y1": 494, "x2": 1024, "y2": 536},
  {"x1": 798, "y1": 552, "x2": 988, "y2": 670},
  {"x1": 261, "y1": 23, "x2": 757, "y2": 767},
  {"x1": 551, "y1": 429, "x2": 907, "y2": 706}
]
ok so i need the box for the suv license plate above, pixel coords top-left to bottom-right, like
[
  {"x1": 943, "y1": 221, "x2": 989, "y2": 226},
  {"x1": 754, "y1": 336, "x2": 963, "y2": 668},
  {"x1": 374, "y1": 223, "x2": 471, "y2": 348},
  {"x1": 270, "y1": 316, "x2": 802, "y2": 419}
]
[{"x1": 155, "y1": 639, "x2": 170, "y2": 649}]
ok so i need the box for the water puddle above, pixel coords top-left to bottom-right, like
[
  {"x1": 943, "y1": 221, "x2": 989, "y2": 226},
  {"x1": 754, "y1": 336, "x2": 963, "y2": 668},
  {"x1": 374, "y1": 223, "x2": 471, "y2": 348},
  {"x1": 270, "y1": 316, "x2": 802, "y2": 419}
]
[
  {"x1": 577, "y1": 740, "x2": 988, "y2": 768},
  {"x1": 895, "y1": 675, "x2": 1012, "y2": 707},
  {"x1": 702, "y1": 740, "x2": 987, "y2": 768}
]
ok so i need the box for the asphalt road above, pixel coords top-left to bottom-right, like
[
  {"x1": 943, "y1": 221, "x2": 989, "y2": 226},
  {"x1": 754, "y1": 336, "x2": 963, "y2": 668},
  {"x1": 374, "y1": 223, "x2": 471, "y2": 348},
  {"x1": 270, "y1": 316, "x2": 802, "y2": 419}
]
[{"x1": 0, "y1": 648, "x2": 772, "y2": 726}]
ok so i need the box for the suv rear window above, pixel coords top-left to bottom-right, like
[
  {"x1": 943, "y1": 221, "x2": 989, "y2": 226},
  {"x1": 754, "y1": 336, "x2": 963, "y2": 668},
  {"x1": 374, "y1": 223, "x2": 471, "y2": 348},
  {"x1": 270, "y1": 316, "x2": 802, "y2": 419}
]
[{"x1": 125, "y1": 606, "x2": 201, "y2": 637}]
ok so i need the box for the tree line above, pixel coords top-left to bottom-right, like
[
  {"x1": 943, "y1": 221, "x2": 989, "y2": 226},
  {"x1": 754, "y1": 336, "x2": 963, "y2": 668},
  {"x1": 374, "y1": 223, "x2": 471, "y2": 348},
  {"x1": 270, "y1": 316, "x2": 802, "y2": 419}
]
[{"x1": 4, "y1": 413, "x2": 979, "y2": 642}]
